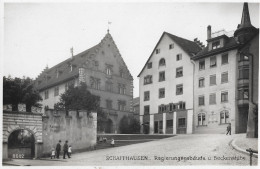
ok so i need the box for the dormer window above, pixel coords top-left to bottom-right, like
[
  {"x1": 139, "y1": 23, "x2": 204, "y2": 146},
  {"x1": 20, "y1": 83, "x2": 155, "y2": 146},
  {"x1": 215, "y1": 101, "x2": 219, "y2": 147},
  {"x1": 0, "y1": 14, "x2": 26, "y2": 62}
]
[
  {"x1": 212, "y1": 41, "x2": 220, "y2": 49},
  {"x1": 159, "y1": 58, "x2": 166, "y2": 66}
]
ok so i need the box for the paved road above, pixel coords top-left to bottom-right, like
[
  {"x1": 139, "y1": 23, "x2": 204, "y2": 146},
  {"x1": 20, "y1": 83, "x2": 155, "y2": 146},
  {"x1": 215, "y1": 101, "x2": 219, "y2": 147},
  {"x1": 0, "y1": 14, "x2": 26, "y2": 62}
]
[{"x1": 4, "y1": 134, "x2": 257, "y2": 166}]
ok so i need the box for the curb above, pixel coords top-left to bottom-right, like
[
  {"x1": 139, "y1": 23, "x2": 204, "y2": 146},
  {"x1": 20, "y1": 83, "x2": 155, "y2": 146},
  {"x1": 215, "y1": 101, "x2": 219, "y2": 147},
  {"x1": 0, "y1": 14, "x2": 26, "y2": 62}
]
[{"x1": 231, "y1": 138, "x2": 258, "y2": 158}]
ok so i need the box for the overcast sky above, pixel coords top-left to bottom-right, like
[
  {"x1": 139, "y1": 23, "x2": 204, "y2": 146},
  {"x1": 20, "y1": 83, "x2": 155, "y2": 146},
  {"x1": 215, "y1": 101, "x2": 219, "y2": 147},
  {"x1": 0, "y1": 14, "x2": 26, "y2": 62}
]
[{"x1": 3, "y1": 2, "x2": 259, "y2": 97}]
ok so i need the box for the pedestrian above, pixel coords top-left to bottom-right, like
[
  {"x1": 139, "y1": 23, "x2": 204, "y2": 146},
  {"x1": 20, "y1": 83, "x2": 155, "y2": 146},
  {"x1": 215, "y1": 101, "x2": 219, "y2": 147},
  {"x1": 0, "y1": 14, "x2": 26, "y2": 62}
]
[
  {"x1": 56, "y1": 140, "x2": 61, "y2": 159},
  {"x1": 51, "y1": 148, "x2": 55, "y2": 159},
  {"x1": 103, "y1": 137, "x2": 107, "y2": 143},
  {"x1": 63, "y1": 140, "x2": 70, "y2": 159},
  {"x1": 68, "y1": 145, "x2": 72, "y2": 157},
  {"x1": 226, "y1": 123, "x2": 231, "y2": 135},
  {"x1": 111, "y1": 138, "x2": 115, "y2": 147}
]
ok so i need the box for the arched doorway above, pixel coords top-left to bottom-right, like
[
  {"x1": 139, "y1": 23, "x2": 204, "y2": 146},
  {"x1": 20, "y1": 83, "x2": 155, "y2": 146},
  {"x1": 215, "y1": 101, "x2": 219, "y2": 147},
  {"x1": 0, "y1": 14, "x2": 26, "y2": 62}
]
[{"x1": 8, "y1": 129, "x2": 35, "y2": 159}]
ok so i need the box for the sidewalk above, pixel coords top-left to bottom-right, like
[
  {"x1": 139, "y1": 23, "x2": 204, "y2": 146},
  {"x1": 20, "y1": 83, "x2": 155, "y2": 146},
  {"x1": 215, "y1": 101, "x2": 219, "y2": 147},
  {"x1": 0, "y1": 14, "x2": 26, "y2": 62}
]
[{"x1": 231, "y1": 134, "x2": 258, "y2": 158}]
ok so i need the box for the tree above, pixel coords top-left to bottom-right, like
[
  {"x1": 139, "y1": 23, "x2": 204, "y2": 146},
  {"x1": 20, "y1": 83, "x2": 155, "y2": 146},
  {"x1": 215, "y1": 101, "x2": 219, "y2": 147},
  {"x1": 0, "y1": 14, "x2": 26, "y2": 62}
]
[
  {"x1": 3, "y1": 76, "x2": 42, "y2": 112},
  {"x1": 54, "y1": 82, "x2": 100, "y2": 112},
  {"x1": 119, "y1": 115, "x2": 140, "y2": 134}
]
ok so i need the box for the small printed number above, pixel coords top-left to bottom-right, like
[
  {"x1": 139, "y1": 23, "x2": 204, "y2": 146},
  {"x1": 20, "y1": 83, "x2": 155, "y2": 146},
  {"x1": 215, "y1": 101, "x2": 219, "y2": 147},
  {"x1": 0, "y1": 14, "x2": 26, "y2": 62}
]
[{"x1": 12, "y1": 154, "x2": 24, "y2": 158}]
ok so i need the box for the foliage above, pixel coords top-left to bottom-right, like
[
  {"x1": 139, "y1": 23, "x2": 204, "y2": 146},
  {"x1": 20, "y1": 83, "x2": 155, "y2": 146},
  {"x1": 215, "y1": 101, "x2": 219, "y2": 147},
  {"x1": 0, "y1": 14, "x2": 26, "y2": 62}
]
[
  {"x1": 54, "y1": 82, "x2": 100, "y2": 112},
  {"x1": 3, "y1": 76, "x2": 42, "y2": 112},
  {"x1": 119, "y1": 115, "x2": 140, "y2": 134}
]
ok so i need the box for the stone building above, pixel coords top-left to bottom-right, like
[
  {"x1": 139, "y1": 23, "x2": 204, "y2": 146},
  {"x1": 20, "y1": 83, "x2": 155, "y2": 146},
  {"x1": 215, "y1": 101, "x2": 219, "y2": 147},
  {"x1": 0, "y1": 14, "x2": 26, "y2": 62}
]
[
  {"x1": 191, "y1": 3, "x2": 258, "y2": 134},
  {"x1": 138, "y1": 32, "x2": 201, "y2": 134},
  {"x1": 34, "y1": 31, "x2": 133, "y2": 133}
]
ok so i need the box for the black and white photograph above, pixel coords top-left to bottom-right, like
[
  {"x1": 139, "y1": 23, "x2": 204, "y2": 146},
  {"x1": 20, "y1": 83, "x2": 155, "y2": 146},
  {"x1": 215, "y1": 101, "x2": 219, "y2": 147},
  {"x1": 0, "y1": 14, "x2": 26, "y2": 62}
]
[{"x1": 1, "y1": 0, "x2": 259, "y2": 167}]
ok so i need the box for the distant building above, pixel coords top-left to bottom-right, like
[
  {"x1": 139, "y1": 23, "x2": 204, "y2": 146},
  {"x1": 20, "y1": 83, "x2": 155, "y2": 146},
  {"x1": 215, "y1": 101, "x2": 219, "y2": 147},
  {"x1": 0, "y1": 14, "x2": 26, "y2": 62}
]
[
  {"x1": 191, "y1": 3, "x2": 258, "y2": 134},
  {"x1": 138, "y1": 32, "x2": 201, "y2": 134},
  {"x1": 132, "y1": 97, "x2": 140, "y2": 119},
  {"x1": 34, "y1": 31, "x2": 133, "y2": 133}
]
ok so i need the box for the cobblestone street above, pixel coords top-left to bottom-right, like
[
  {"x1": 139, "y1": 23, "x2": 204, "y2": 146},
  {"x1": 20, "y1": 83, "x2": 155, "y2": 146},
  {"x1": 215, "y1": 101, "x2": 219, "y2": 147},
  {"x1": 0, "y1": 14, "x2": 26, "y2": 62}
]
[{"x1": 3, "y1": 134, "x2": 258, "y2": 166}]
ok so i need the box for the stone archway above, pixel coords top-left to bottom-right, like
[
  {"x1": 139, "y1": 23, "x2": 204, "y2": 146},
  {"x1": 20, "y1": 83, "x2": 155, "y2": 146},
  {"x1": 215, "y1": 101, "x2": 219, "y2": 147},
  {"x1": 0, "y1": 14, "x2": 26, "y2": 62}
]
[{"x1": 8, "y1": 129, "x2": 36, "y2": 159}]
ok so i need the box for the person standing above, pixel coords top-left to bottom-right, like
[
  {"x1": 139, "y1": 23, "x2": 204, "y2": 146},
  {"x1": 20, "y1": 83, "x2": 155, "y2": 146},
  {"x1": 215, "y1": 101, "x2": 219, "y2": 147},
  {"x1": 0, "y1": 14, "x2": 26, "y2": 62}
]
[
  {"x1": 111, "y1": 138, "x2": 115, "y2": 147},
  {"x1": 56, "y1": 140, "x2": 61, "y2": 159},
  {"x1": 68, "y1": 145, "x2": 72, "y2": 157},
  {"x1": 63, "y1": 140, "x2": 70, "y2": 159},
  {"x1": 51, "y1": 148, "x2": 55, "y2": 159},
  {"x1": 226, "y1": 123, "x2": 231, "y2": 135}
]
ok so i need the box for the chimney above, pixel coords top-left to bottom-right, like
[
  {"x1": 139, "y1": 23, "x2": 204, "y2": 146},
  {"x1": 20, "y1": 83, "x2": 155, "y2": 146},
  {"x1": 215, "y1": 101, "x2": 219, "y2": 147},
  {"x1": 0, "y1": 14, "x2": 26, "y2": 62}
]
[{"x1": 207, "y1": 25, "x2": 211, "y2": 40}]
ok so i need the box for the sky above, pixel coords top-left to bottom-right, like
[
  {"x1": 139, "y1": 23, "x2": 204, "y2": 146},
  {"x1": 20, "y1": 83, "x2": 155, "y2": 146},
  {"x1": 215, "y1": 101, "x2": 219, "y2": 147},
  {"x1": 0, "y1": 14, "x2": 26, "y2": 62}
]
[{"x1": 3, "y1": 1, "x2": 259, "y2": 98}]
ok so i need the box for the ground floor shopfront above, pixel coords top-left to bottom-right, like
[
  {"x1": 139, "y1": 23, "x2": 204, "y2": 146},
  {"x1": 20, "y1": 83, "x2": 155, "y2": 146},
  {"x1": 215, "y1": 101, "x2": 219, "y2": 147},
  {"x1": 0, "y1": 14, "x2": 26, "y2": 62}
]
[{"x1": 140, "y1": 110, "x2": 193, "y2": 134}]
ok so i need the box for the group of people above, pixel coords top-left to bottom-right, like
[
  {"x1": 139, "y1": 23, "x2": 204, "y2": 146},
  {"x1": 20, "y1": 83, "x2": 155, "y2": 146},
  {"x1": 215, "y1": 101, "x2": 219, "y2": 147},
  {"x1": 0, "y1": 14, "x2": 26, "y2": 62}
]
[
  {"x1": 51, "y1": 140, "x2": 72, "y2": 159},
  {"x1": 98, "y1": 136, "x2": 115, "y2": 147}
]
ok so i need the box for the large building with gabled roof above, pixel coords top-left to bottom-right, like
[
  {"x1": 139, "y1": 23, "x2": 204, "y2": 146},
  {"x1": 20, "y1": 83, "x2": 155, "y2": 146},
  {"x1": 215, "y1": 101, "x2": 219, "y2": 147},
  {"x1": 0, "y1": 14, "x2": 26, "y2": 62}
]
[
  {"x1": 34, "y1": 31, "x2": 134, "y2": 133},
  {"x1": 138, "y1": 32, "x2": 202, "y2": 134}
]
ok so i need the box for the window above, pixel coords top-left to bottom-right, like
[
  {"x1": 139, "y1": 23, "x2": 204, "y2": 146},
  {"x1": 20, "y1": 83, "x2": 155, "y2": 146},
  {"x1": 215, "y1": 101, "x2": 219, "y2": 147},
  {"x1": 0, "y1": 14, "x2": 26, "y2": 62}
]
[
  {"x1": 158, "y1": 104, "x2": 167, "y2": 113},
  {"x1": 176, "y1": 54, "x2": 182, "y2": 61},
  {"x1": 167, "y1": 120, "x2": 173, "y2": 128},
  {"x1": 106, "y1": 67, "x2": 112, "y2": 75},
  {"x1": 176, "y1": 67, "x2": 183, "y2": 78},
  {"x1": 147, "y1": 62, "x2": 152, "y2": 69},
  {"x1": 118, "y1": 84, "x2": 126, "y2": 94},
  {"x1": 106, "y1": 100, "x2": 113, "y2": 109},
  {"x1": 90, "y1": 77, "x2": 101, "y2": 90},
  {"x1": 239, "y1": 54, "x2": 249, "y2": 61},
  {"x1": 65, "y1": 80, "x2": 74, "y2": 91},
  {"x1": 199, "y1": 60, "x2": 205, "y2": 70},
  {"x1": 144, "y1": 105, "x2": 150, "y2": 115},
  {"x1": 209, "y1": 93, "x2": 216, "y2": 105},
  {"x1": 199, "y1": 95, "x2": 204, "y2": 106},
  {"x1": 118, "y1": 100, "x2": 126, "y2": 111},
  {"x1": 178, "y1": 118, "x2": 186, "y2": 128},
  {"x1": 221, "y1": 72, "x2": 228, "y2": 83},
  {"x1": 210, "y1": 75, "x2": 216, "y2": 86},
  {"x1": 155, "y1": 49, "x2": 160, "y2": 54},
  {"x1": 220, "y1": 110, "x2": 229, "y2": 124},
  {"x1": 159, "y1": 88, "x2": 165, "y2": 98},
  {"x1": 44, "y1": 90, "x2": 49, "y2": 99},
  {"x1": 239, "y1": 68, "x2": 249, "y2": 79},
  {"x1": 212, "y1": 41, "x2": 220, "y2": 49},
  {"x1": 238, "y1": 88, "x2": 249, "y2": 100},
  {"x1": 144, "y1": 91, "x2": 150, "y2": 101},
  {"x1": 210, "y1": 56, "x2": 217, "y2": 68},
  {"x1": 176, "y1": 84, "x2": 183, "y2": 95},
  {"x1": 179, "y1": 101, "x2": 186, "y2": 109},
  {"x1": 169, "y1": 44, "x2": 174, "y2": 49},
  {"x1": 198, "y1": 113, "x2": 206, "y2": 126},
  {"x1": 199, "y1": 78, "x2": 205, "y2": 88},
  {"x1": 159, "y1": 58, "x2": 166, "y2": 66},
  {"x1": 54, "y1": 86, "x2": 59, "y2": 97},
  {"x1": 222, "y1": 53, "x2": 228, "y2": 65},
  {"x1": 159, "y1": 71, "x2": 165, "y2": 81},
  {"x1": 221, "y1": 91, "x2": 228, "y2": 102},
  {"x1": 144, "y1": 75, "x2": 153, "y2": 85},
  {"x1": 119, "y1": 69, "x2": 125, "y2": 78},
  {"x1": 105, "y1": 81, "x2": 113, "y2": 92}
]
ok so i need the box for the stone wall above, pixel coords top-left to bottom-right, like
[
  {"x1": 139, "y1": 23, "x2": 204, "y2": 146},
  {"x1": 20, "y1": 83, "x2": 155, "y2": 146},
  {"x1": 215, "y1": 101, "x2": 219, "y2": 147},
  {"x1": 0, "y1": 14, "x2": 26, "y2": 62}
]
[{"x1": 41, "y1": 110, "x2": 97, "y2": 156}]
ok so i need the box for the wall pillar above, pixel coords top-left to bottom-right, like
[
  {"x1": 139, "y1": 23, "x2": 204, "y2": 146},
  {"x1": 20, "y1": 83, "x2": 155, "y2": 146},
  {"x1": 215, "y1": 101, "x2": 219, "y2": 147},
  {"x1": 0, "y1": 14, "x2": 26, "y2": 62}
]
[
  {"x1": 2, "y1": 142, "x2": 8, "y2": 159},
  {"x1": 35, "y1": 142, "x2": 43, "y2": 159},
  {"x1": 187, "y1": 110, "x2": 193, "y2": 134},
  {"x1": 140, "y1": 115, "x2": 144, "y2": 134},
  {"x1": 163, "y1": 113, "x2": 166, "y2": 134},
  {"x1": 247, "y1": 102, "x2": 257, "y2": 137},
  {"x1": 149, "y1": 114, "x2": 154, "y2": 134},
  {"x1": 173, "y1": 112, "x2": 177, "y2": 134}
]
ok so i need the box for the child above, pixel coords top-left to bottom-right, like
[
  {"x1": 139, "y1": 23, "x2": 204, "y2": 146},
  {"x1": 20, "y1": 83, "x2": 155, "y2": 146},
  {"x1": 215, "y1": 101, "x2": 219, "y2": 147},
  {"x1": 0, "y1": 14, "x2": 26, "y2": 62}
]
[
  {"x1": 68, "y1": 145, "x2": 72, "y2": 157},
  {"x1": 111, "y1": 138, "x2": 115, "y2": 147},
  {"x1": 51, "y1": 148, "x2": 55, "y2": 159}
]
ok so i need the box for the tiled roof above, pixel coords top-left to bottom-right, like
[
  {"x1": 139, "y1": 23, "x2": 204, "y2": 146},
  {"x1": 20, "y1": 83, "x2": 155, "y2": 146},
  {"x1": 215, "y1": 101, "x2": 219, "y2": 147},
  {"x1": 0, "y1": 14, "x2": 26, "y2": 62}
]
[
  {"x1": 191, "y1": 37, "x2": 239, "y2": 60},
  {"x1": 35, "y1": 44, "x2": 99, "y2": 91},
  {"x1": 165, "y1": 32, "x2": 202, "y2": 56},
  {"x1": 138, "y1": 32, "x2": 201, "y2": 77}
]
